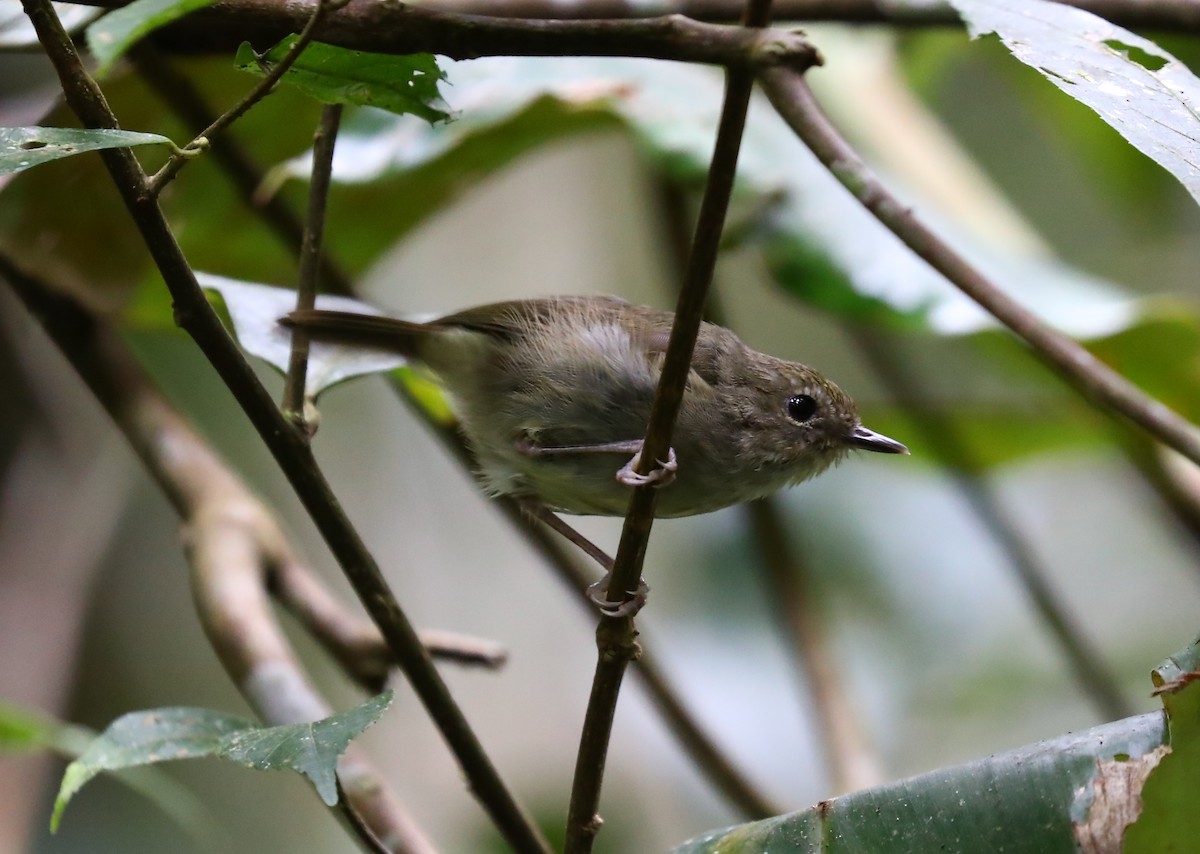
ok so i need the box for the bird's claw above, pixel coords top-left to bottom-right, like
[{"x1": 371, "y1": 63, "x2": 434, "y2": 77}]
[
  {"x1": 586, "y1": 576, "x2": 650, "y2": 619},
  {"x1": 616, "y1": 447, "x2": 678, "y2": 488}
]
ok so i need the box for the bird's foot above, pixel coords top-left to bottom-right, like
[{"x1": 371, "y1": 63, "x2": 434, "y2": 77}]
[
  {"x1": 616, "y1": 447, "x2": 678, "y2": 488},
  {"x1": 586, "y1": 574, "x2": 650, "y2": 619}
]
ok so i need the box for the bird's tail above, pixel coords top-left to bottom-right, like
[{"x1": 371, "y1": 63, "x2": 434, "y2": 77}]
[{"x1": 280, "y1": 309, "x2": 428, "y2": 357}]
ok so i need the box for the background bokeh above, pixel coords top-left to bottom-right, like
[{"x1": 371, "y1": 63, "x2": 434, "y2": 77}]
[{"x1": 4, "y1": 17, "x2": 1200, "y2": 853}]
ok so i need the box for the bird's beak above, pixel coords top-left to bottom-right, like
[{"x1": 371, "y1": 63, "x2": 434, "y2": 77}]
[{"x1": 848, "y1": 425, "x2": 909, "y2": 455}]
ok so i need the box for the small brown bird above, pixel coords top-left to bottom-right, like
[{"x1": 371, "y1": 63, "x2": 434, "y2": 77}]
[{"x1": 282, "y1": 295, "x2": 907, "y2": 518}]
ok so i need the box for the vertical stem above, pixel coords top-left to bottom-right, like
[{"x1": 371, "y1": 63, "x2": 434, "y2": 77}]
[
  {"x1": 283, "y1": 103, "x2": 343, "y2": 423},
  {"x1": 564, "y1": 2, "x2": 776, "y2": 849}
]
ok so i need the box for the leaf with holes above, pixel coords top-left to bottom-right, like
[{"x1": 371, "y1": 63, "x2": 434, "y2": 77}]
[
  {"x1": 1124, "y1": 636, "x2": 1200, "y2": 853},
  {"x1": 200, "y1": 273, "x2": 408, "y2": 396},
  {"x1": 86, "y1": 0, "x2": 222, "y2": 76},
  {"x1": 672, "y1": 712, "x2": 1169, "y2": 853},
  {"x1": 52, "y1": 691, "x2": 392, "y2": 831},
  {"x1": 950, "y1": 0, "x2": 1200, "y2": 206},
  {"x1": 235, "y1": 38, "x2": 450, "y2": 124},
  {"x1": 0, "y1": 126, "x2": 174, "y2": 175}
]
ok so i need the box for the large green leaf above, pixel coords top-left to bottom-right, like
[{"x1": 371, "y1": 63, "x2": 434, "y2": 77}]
[
  {"x1": 235, "y1": 38, "x2": 450, "y2": 124},
  {"x1": 86, "y1": 0, "x2": 222, "y2": 76},
  {"x1": 296, "y1": 56, "x2": 1142, "y2": 339},
  {"x1": 949, "y1": 0, "x2": 1200, "y2": 207},
  {"x1": 671, "y1": 712, "x2": 1167, "y2": 853},
  {"x1": 52, "y1": 690, "x2": 392, "y2": 831},
  {"x1": 0, "y1": 126, "x2": 174, "y2": 176}
]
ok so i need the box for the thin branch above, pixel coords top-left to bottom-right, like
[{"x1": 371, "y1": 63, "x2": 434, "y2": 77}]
[
  {"x1": 134, "y1": 34, "x2": 768, "y2": 821},
  {"x1": 143, "y1": 0, "x2": 341, "y2": 199},
  {"x1": 759, "y1": 69, "x2": 1200, "y2": 470},
  {"x1": 655, "y1": 179, "x2": 883, "y2": 792},
  {"x1": 0, "y1": 252, "x2": 437, "y2": 854},
  {"x1": 353, "y1": 0, "x2": 1200, "y2": 29},
  {"x1": 21, "y1": 4, "x2": 548, "y2": 850},
  {"x1": 130, "y1": 46, "x2": 356, "y2": 293},
  {"x1": 76, "y1": 0, "x2": 819, "y2": 69},
  {"x1": 848, "y1": 326, "x2": 1132, "y2": 721},
  {"x1": 564, "y1": 0, "x2": 776, "y2": 848},
  {"x1": 283, "y1": 103, "x2": 342, "y2": 426}
]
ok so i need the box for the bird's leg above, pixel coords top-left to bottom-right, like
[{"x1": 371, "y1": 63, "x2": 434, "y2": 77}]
[
  {"x1": 516, "y1": 437, "x2": 678, "y2": 489},
  {"x1": 515, "y1": 497, "x2": 648, "y2": 619}
]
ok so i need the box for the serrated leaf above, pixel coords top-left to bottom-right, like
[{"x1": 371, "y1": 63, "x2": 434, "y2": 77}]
[
  {"x1": 0, "y1": 126, "x2": 174, "y2": 175},
  {"x1": 86, "y1": 0, "x2": 221, "y2": 76},
  {"x1": 949, "y1": 0, "x2": 1200, "y2": 207},
  {"x1": 0, "y1": 0, "x2": 99, "y2": 46},
  {"x1": 52, "y1": 691, "x2": 392, "y2": 831},
  {"x1": 1124, "y1": 637, "x2": 1200, "y2": 852},
  {"x1": 219, "y1": 692, "x2": 392, "y2": 805},
  {"x1": 671, "y1": 713, "x2": 1167, "y2": 853},
  {"x1": 235, "y1": 38, "x2": 450, "y2": 124},
  {"x1": 198, "y1": 273, "x2": 407, "y2": 396}
]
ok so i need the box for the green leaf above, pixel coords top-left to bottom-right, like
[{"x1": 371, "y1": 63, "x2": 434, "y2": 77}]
[
  {"x1": 85, "y1": 0, "x2": 221, "y2": 76},
  {"x1": 199, "y1": 274, "x2": 407, "y2": 396},
  {"x1": 300, "y1": 57, "x2": 1139, "y2": 340},
  {"x1": 671, "y1": 712, "x2": 1167, "y2": 853},
  {"x1": 0, "y1": 126, "x2": 174, "y2": 176},
  {"x1": 0, "y1": 701, "x2": 218, "y2": 843},
  {"x1": 1124, "y1": 637, "x2": 1200, "y2": 853},
  {"x1": 52, "y1": 691, "x2": 392, "y2": 831},
  {"x1": 235, "y1": 38, "x2": 450, "y2": 124},
  {"x1": 949, "y1": 0, "x2": 1200, "y2": 207}
]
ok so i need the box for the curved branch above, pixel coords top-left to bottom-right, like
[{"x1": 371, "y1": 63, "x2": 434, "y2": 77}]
[
  {"x1": 0, "y1": 253, "x2": 435, "y2": 854},
  {"x1": 19, "y1": 3, "x2": 547, "y2": 850},
  {"x1": 74, "y1": 0, "x2": 819, "y2": 68},
  {"x1": 760, "y1": 68, "x2": 1200, "y2": 469}
]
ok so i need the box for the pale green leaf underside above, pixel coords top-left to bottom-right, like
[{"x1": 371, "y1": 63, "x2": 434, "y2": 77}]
[
  {"x1": 298, "y1": 57, "x2": 1141, "y2": 340},
  {"x1": 199, "y1": 274, "x2": 407, "y2": 395},
  {"x1": 0, "y1": 126, "x2": 173, "y2": 176},
  {"x1": 52, "y1": 691, "x2": 392, "y2": 831},
  {"x1": 950, "y1": 0, "x2": 1200, "y2": 206}
]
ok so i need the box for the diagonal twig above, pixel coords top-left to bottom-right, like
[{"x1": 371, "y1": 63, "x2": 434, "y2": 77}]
[
  {"x1": 563, "y1": 0, "x2": 788, "y2": 848},
  {"x1": 20, "y1": 3, "x2": 548, "y2": 850},
  {"x1": 0, "y1": 252, "x2": 438, "y2": 854},
  {"x1": 759, "y1": 68, "x2": 1200, "y2": 470},
  {"x1": 143, "y1": 0, "x2": 343, "y2": 199},
  {"x1": 283, "y1": 102, "x2": 342, "y2": 428}
]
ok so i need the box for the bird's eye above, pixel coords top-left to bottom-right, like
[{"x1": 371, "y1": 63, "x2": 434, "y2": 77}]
[{"x1": 786, "y1": 394, "x2": 818, "y2": 423}]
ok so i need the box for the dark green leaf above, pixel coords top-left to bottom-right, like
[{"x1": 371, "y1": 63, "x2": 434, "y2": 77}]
[
  {"x1": 52, "y1": 691, "x2": 392, "y2": 831},
  {"x1": 199, "y1": 274, "x2": 406, "y2": 396},
  {"x1": 235, "y1": 38, "x2": 450, "y2": 124},
  {"x1": 949, "y1": 0, "x2": 1200, "y2": 206},
  {"x1": 0, "y1": 126, "x2": 173, "y2": 175},
  {"x1": 86, "y1": 0, "x2": 221, "y2": 76},
  {"x1": 672, "y1": 713, "x2": 1167, "y2": 853}
]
